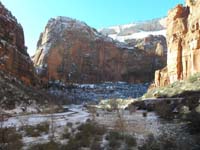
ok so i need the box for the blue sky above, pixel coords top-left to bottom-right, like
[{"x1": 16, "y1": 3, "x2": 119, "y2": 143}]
[{"x1": 1, "y1": 0, "x2": 184, "y2": 56}]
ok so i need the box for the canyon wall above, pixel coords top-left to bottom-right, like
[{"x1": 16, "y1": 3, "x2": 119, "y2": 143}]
[
  {"x1": 155, "y1": 0, "x2": 200, "y2": 86},
  {"x1": 0, "y1": 2, "x2": 36, "y2": 85},
  {"x1": 33, "y1": 17, "x2": 166, "y2": 83}
]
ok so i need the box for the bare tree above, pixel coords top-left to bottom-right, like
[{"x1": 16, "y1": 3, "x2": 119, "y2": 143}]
[
  {"x1": 109, "y1": 99, "x2": 127, "y2": 134},
  {"x1": 49, "y1": 104, "x2": 56, "y2": 140}
]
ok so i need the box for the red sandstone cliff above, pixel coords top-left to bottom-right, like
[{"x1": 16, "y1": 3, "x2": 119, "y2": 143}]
[
  {"x1": 0, "y1": 2, "x2": 36, "y2": 85},
  {"x1": 33, "y1": 17, "x2": 166, "y2": 83},
  {"x1": 155, "y1": 0, "x2": 200, "y2": 86}
]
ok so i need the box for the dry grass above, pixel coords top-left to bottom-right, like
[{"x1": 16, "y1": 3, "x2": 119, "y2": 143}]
[{"x1": 143, "y1": 73, "x2": 200, "y2": 98}]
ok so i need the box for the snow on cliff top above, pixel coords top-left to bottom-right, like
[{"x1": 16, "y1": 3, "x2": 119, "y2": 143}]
[
  {"x1": 110, "y1": 30, "x2": 166, "y2": 42},
  {"x1": 99, "y1": 18, "x2": 167, "y2": 42}
]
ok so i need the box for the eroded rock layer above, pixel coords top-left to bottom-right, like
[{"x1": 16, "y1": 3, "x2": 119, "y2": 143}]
[{"x1": 33, "y1": 17, "x2": 166, "y2": 83}]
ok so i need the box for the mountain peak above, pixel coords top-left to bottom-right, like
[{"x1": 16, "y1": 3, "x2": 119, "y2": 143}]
[{"x1": 46, "y1": 16, "x2": 89, "y2": 31}]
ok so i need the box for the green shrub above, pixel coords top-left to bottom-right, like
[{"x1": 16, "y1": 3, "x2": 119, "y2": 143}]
[
  {"x1": 186, "y1": 111, "x2": 200, "y2": 134},
  {"x1": 61, "y1": 127, "x2": 71, "y2": 139},
  {"x1": 66, "y1": 122, "x2": 73, "y2": 128},
  {"x1": 188, "y1": 72, "x2": 200, "y2": 83},
  {"x1": 64, "y1": 122, "x2": 106, "y2": 150},
  {"x1": 154, "y1": 101, "x2": 175, "y2": 119},
  {"x1": 90, "y1": 140, "x2": 102, "y2": 150},
  {"x1": 78, "y1": 122, "x2": 105, "y2": 136},
  {"x1": 28, "y1": 140, "x2": 60, "y2": 150},
  {"x1": 24, "y1": 122, "x2": 49, "y2": 137},
  {"x1": 0, "y1": 127, "x2": 23, "y2": 150},
  {"x1": 63, "y1": 138, "x2": 81, "y2": 150},
  {"x1": 106, "y1": 131, "x2": 122, "y2": 148},
  {"x1": 124, "y1": 134, "x2": 137, "y2": 147},
  {"x1": 142, "y1": 112, "x2": 147, "y2": 117},
  {"x1": 106, "y1": 131, "x2": 136, "y2": 149},
  {"x1": 106, "y1": 131, "x2": 124, "y2": 141},
  {"x1": 139, "y1": 134, "x2": 177, "y2": 150},
  {"x1": 139, "y1": 134, "x2": 159, "y2": 150}
]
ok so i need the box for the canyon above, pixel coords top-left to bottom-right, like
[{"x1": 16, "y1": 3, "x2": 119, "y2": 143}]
[{"x1": 1, "y1": 0, "x2": 200, "y2": 149}]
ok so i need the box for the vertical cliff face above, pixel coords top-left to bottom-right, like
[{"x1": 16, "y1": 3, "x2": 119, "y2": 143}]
[
  {"x1": 33, "y1": 17, "x2": 166, "y2": 83},
  {"x1": 0, "y1": 2, "x2": 36, "y2": 84},
  {"x1": 155, "y1": 0, "x2": 200, "y2": 86}
]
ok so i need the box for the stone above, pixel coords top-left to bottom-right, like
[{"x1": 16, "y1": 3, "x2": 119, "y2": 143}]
[
  {"x1": 195, "y1": 104, "x2": 200, "y2": 113},
  {"x1": 180, "y1": 105, "x2": 190, "y2": 114}
]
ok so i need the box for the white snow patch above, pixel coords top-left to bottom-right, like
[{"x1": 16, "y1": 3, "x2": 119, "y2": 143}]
[
  {"x1": 78, "y1": 84, "x2": 95, "y2": 89},
  {"x1": 2, "y1": 105, "x2": 90, "y2": 128},
  {"x1": 110, "y1": 30, "x2": 166, "y2": 42}
]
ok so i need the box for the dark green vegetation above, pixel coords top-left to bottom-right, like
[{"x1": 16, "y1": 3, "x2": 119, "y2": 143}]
[
  {"x1": 138, "y1": 132, "x2": 200, "y2": 150},
  {"x1": 186, "y1": 111, "x2": 200, "y2": 134},
  {"x1": 28, "y1": 140, "x2": 60, "y2": 150},
  {"x1": 28, "y1": 122, "x2": 106, "y2": 150},
  {"x1": 0, "y1": 127, "x2": 23, "y2": 150},
  {"x1": 28, "y1": 122, "x2": 137, "y2": 150},
  {"x1": 106, "y1": 131, "x2": 136, "y2": 149},
  {"x1": 23, "y1": 122, "x2": 49, "y2": 137},
  {"x1": 138, "y1": 134, "x2": 177, "y2": 150},
  {"x1": 64, "y1": 122, "x2": 106, "y2": 150}
]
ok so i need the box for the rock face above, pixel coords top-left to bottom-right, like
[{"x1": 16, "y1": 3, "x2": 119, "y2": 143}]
[
  {"x1": 0, "y1": 2, "x2": 55, "y2": 112},
  {"x1": 155, "y1": 0, "x2": 200, "y2": 86},
  {"x1": 100, "y1": 18, "x2": 167, "y2": 56},
  {"x1": 99, "y1": 18, "x2": 166, "y2": 43},
  {"x1": 0, "y1": 2, "x2": 36, "y2": 85},
  {"x1": 33, "y1": 17, "x2": 166, "y2": 83}
]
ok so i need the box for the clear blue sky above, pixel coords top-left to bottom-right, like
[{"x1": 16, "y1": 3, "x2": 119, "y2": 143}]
[{"x1": 1, "y1": 0, "x2": 184, "y2": 56}]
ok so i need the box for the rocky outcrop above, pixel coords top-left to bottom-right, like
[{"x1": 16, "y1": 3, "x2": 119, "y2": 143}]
[
  {"x1": 126, "y1": 35, "x2": 167, "y2": 55},
  {"x1": 33, "y1": 17, "x2": 166, "y2": 83},
  {"x1": 154, "y1": 67, "x2": 169, "y2": 87},
  {"x1": 0, "y1": 2, "x2": 36, "y2": 85},
  {"x1": 155, "y1": 0, "x2": 200, "y2": 86}
]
